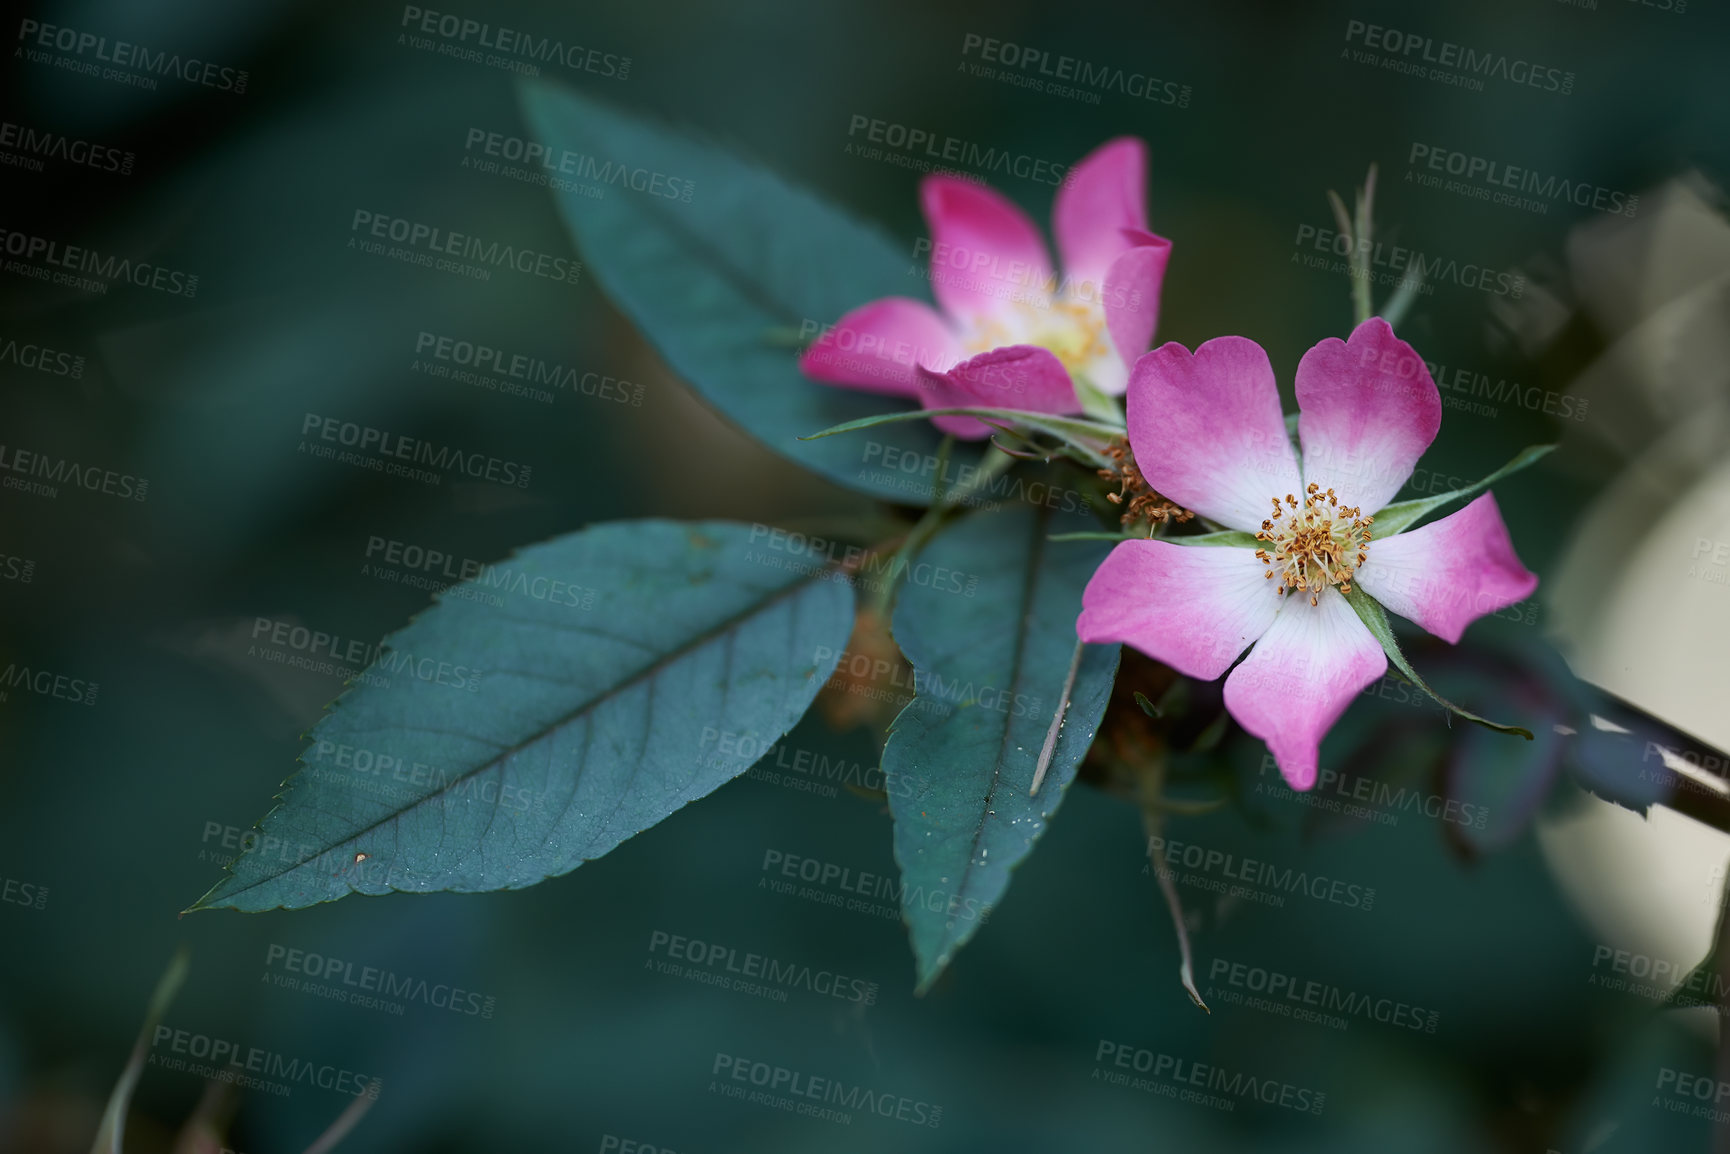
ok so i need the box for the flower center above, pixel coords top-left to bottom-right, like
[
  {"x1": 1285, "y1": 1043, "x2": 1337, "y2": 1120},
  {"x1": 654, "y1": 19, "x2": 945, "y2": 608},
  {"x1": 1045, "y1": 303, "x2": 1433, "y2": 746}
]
[
  {"x1": 1254, "y1": 483, "x2": 1373, "y2": 605},
  {"x1": 965, "y1": 298, "x2": 1112, "y2": 378}
]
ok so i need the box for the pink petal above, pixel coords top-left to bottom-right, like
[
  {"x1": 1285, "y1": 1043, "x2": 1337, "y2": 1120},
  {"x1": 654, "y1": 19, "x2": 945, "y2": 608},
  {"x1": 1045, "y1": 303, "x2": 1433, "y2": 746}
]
[
  {"x1": 1354, "y1": 492, "x2": 1539, "y2": 644},
  {"x1": 914, "y1": 345, "x2": 1079, "y2": 440},
  {"x1": 920, "y1": 176, "x2": 1054, "y2": 324},
  {"x1": 1077, "y1": 541, "x2": 1282, "y2": 680},
  {"x1": 1053, "y1": 137, "x2": 1148, "y2": 294},
  {"x1": 1295, "y1": 317, "x2": 1442, "y2": 514},
  {"x1": 1098, "y1": 231, "x2": 1172, "y2": 391},
  {"x1": 1223, "y1": 587, "x2": 1388, "y2": 791},
  {"x1": 1126, "y1": 337, "x2": 1304, "y2": 533},
  {"x1": 799, "y1": 298, "x2": 961, "y2": 397}
]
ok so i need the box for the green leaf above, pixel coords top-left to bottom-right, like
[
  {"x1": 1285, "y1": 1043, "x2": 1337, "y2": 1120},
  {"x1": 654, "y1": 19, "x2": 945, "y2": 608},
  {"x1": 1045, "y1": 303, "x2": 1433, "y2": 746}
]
[
  {"x1": 1444, "y1": 682, "x2": 1566, "y2": 854},
  {"x1": 802, "y1": 407, "x2": 1122, "y2": 471},
  {"x1": 1060, "y1": 529, "x2": 1262, "y2": 546},
  {"x1": 883, "y1": 507, "x2": 1118, "y2": 992},
  {"x1": 517, "y1": 80, "x2": 976, "y2": 505},
  {"x1": 803, "y1": 405, "x2": 1124, "y2": 443},
  {"x1": 1171, "y1": 529, "x2": 1262, "y2": 549},
  {"x1": 1374, "y1": 444, "x2": 1554, "y2": 537},
  {"x1": 1343, "y1": 585, "x2": 1533, "y2": 740},
  {"x1": 190, "y1": 521, "x2": 854, "y2": 912},
  {"x1": 1047, "y1": 531, "x2": 1139, "y2": 542},
  {"x1": 1072, "y1": 374, "x2": 1125, "y2": 424},
  {"x1": 1379, "y1": 268, "x2": 1425, "y2": 329}
]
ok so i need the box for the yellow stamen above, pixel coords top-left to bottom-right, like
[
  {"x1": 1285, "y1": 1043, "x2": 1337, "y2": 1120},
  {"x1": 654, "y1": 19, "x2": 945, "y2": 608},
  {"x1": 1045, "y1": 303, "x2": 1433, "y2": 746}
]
[
  {"x1": 963, "y1": 298, "x2": 1112, "y2": 377},
  {"x1": 1253, "y1": 487, "x2": 1374, "y2": 600}
]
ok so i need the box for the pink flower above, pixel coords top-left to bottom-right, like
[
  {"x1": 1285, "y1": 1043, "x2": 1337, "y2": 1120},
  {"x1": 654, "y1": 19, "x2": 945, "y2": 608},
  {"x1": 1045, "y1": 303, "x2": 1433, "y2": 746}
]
[
  {"x1": 799, "y1": 138, "x2": 1171, "y2": 439},
  {"x1": 1075, "y1": 318, "x2": 1539, "y2": 790}
]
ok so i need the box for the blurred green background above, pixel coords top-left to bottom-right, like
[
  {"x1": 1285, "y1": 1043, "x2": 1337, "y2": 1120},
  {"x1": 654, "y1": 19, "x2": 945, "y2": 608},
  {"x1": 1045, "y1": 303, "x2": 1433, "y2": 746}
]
[{"x1": 3, "y1": 0, "x2": 1729, "y2": 1150}]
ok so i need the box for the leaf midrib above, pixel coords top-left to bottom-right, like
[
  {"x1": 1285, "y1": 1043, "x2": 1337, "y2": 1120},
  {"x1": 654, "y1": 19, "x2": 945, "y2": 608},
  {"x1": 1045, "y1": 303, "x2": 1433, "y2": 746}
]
[
  {"x1": 895, "y1": 510, "x2": 1054, "y2": 969},
  {"x1": 201, "y1": 568, "x2": 834, "y2": 907},
  {"x1": 957, "y1": 508, "x2": 1051, "y2": 906}
]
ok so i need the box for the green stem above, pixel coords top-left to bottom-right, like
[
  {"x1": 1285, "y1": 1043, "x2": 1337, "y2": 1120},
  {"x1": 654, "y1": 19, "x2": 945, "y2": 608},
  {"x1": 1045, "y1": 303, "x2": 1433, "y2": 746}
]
[
  {"x1": 1331, "y1": 167, "x2": 1378, "y2": 327},
  {"x1": 1351, "y1": 168, "x2": 1376, "y2": 327},
  {"x1": 868, "y1": 446, "x2": 1017, "y2": 618}
]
